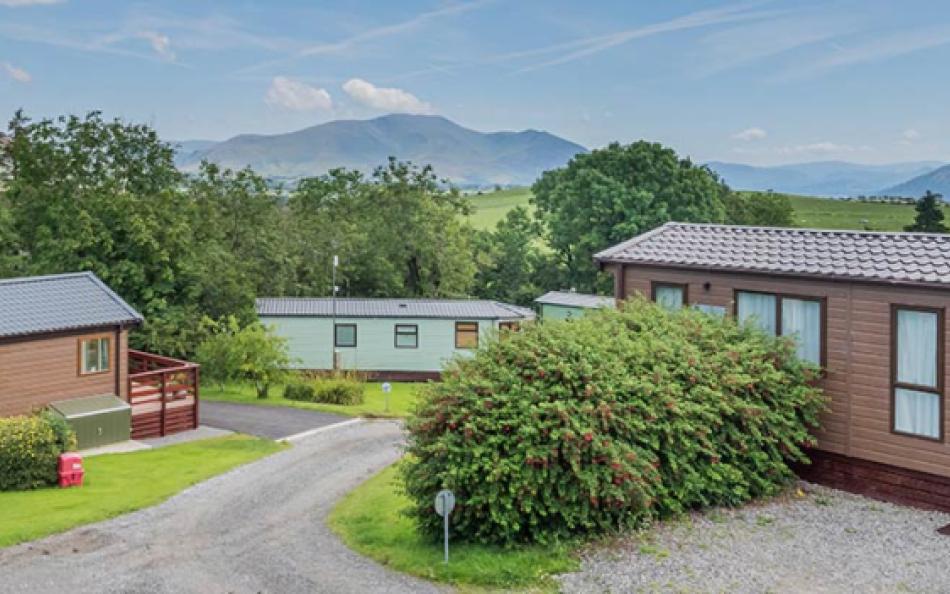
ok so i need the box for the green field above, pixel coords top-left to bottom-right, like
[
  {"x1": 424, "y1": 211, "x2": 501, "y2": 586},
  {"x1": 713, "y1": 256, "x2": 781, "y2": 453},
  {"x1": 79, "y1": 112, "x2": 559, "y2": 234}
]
[
  {"x1": 465, "y1": 187, "x2": 945, "y2": 232},
  {"x1": 464, "y1": 187, "x2": 533, "y2": 229}
]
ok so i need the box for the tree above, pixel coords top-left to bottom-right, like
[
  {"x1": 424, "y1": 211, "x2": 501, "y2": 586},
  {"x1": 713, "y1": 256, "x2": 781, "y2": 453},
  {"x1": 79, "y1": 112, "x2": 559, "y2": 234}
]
[
  {"x1": 532, "y1": 141, "x2": 729, "y2": 292},
  {"x1": 288, "y1": 159, "x2": 476, "y2": 298},
  {"x1": 471, "y1": 206, "x2": 547, "y2": 305},
  {"x1": 724, "y1": 191, "x2": 794, "y2": 227},
  {"x1": 905, "y1": 191, "x2": 948, "y2": 233},
  {"x1": 195, "y1": 317, "x2": 292, "y2": 398}
]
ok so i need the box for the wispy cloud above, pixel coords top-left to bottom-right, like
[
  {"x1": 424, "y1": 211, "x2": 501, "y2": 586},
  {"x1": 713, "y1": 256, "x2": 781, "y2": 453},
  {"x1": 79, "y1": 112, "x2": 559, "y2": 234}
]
[
  {"x1": 695, "y1": 12, "x2": 857, "y2": 76},
  {"x1": 732, "y1": 127, "x2": 767, "y2": 141},
  {"x1": 2, "y1": 61, "x2": 31, "y2": 82},
  {"x1": 512, "y1": 2, "x2": 781, "y2": 73},
  {"x1": 780, "y1": 24, "x2": 950, "y2": 80},
  {"x1": 733, "y1": 141, "x2": 871, "y2": 157},
  {"x1": 0, "y1": 0, "x2": 63, "y2": 6},
  {"x1": 900, "y1": 128, "x2": 921, "y2": 146},
  {"x1": 342, "y1": 78, "x2": 432, "y2": 114},
  {"x1": 240, "y1": 1, "x2": 491, "y2": 75},
  {"x1": 265, "y1": 76, "x2": 333, "y2": 111}
]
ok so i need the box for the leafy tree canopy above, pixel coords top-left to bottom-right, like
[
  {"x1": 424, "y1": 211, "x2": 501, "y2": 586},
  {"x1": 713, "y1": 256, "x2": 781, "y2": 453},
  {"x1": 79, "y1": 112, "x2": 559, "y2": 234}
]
[{"x1": 531, "y1": 141, "x2": 729, "y2": 292}]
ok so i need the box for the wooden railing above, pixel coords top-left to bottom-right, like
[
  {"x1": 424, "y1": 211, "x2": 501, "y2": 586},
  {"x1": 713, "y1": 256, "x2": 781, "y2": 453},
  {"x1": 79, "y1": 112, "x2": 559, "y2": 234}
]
[{"x1": 128, "y1": 350, "x2": 200, "y2": 438}]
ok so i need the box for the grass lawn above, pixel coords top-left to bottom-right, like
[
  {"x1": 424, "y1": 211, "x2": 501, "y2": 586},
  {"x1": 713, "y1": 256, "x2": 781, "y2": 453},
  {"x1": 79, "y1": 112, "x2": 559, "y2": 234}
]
[
  {"x1": 202, "y1": 381, "x2": 423, "y2": 418},
  {"x1": 0, "y1": 435, "x2": 283, "y2": 548},
  {"x1": 328, "y1": 463, "x2": 578, "y2": 592}
]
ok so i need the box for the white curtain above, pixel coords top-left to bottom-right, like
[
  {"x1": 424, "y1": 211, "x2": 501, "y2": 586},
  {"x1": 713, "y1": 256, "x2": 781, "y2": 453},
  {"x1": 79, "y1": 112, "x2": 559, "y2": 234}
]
[
  {"x1": 737, "y1": 292, "x2": 776, "y2": 334},
  {"x1": 655, "y1": 286, "x2": 684, "y2": 310},
  {"x1": 896, "y1": 309, "x2": 937, "y2": 387},
  {"x1": 782, "y1": 298, "x2": 822, "y2": 365},
  {"x1": 894, "y1": 388, "x2": 940, "y2": 438}
]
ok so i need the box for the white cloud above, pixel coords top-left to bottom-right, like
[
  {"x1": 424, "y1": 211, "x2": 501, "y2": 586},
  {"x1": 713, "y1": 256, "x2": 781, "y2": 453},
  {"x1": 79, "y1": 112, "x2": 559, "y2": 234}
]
[
  {"x1": 0, "y1": 0, "x2": 64, "y2": 5},
  {"x1": 265, "y1": 76, "x2": 333, "y2": 111},
  {"x1": 775, "y1": 141, "x2": 869, "y2": 155},
  {"x1": 900, "y1": 128, "x2": 921, "y2": 145},
  {"x1": 342, "y1": 78, "x2": 432, "y2": 114},
  {"x1": 137, "y1": 31, "x2": 174, "y2": 61},
  {"x1": 2, "y1": 62, "x2": 30, "y2": 82},
  {"x1": 732, "y1": 127, "x2": 767, "y2": 141}
]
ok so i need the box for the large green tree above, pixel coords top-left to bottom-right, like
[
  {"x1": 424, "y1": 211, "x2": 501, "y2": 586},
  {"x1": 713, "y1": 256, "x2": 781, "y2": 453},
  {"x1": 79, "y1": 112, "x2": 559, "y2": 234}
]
[
  {"x1": 531, "y1": 141, "x2": 729, "y2": 292},
  {"x1": 905, "y1": 190, "x2": 948, "y2": 233},
  {"x1": 724, "y1": 191, "x2": 794, "y2": 227},
  {"x1": 471, "y1": 206, "x2": 548, "y2": 305},
  {"x1": 289, "y1": 159, "x2": 476, "y2": 298}
]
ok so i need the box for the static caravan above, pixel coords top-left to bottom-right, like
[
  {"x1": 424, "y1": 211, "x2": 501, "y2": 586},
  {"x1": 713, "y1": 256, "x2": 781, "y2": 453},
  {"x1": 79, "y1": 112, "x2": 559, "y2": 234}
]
[
  {"x1": 257, "y1": 298, "x2": 535, "y2": 380},
  {"x1": 534, "y1": 291, "x2": 615, "y2": 320},
  {"x1": 595, "y1": 222, "x2": 950, "y2": 512}
]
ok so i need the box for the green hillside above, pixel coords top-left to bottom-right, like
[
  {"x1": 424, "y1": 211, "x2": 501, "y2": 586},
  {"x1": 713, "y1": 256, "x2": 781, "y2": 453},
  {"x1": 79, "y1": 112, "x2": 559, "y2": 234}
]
[{"x1": 465, "y1": 187, "x2": 947, "y2": 232}]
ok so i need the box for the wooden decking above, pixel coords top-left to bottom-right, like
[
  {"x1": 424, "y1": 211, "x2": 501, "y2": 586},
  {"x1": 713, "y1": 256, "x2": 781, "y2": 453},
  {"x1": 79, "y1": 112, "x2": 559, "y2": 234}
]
[{"x1": 128, "y1": 350, "x2": 199, "y2": 439}]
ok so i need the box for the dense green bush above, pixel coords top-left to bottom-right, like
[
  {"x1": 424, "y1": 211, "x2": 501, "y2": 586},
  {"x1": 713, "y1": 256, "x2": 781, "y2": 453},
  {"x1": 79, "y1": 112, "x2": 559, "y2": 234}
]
[
  {"x1": 401, "y1": 299, "x2": 827, "y2": 544},
  {"x1": 0, "y1": 411, "x2": 77, "y2": 491},
  {"x1": 284, "y1": 377, "x2": 365, "y2": 405},
  {"x1": 283, "y1": 381, "x2": 316, "y2": 401}
]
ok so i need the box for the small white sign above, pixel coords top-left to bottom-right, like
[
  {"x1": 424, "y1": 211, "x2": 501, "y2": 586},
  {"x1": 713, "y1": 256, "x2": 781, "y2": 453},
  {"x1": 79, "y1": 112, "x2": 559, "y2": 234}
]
[
  {"x1": 434, "y1": 489, "x2": 456, "y2": 517},
  {"x1": 381, "y1": 382, "x2": 392, "y2": 394}
]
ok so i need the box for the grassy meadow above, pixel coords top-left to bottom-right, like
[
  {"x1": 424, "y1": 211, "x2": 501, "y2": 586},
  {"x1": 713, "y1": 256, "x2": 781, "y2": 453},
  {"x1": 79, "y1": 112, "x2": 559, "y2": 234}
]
[
  {"x1": 202, "y1": 381, "x2": 423, "y2": 418},
  {"x1": 464, "y1": 187, "x2": 947, "y2": 232}
]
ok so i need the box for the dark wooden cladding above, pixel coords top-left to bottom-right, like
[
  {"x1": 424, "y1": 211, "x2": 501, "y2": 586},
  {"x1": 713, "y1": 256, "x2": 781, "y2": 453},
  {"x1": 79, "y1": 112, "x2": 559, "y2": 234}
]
[
  {"x1": 797, "y1": 450, "x2": 950, "y2": 514},
  {"x1": 128, "y1": 349, "x2": 199, "y2": 439},
  {"x1": 617, "y1": 264, "x2": 950, "y2": 483}
]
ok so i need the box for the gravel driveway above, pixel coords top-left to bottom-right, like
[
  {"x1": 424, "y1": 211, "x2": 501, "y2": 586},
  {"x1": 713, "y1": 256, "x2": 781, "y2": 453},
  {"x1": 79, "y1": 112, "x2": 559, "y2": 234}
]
[
  {"x1": 200, "y1": 400, "x2": 348, "y2": 439},
  {"x1": 0, "y1": 420, "x2": 444, "y2": 594},
  {"x1": 558, "y1": 483, "x2": 950, "y2": 593}
]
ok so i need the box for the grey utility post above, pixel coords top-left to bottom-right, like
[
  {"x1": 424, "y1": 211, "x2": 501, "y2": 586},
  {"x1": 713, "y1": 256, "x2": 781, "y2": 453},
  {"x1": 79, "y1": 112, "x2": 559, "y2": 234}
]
[{"x1": 434, "y1": 489, "x2": 455, "y2": 564}]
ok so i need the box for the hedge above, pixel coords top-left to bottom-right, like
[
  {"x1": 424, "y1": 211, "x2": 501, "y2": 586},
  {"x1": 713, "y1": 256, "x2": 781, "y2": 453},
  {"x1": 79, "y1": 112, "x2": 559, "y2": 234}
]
[
  {"x1": 0, "y1": 411, "x2": 77, "y2": 491},
  {"x1": 284, "y1": 377, "x2": 365, "y2": 405},
  {"x1": 401, "y1": 298, "x2": 827, "y2": 544}
]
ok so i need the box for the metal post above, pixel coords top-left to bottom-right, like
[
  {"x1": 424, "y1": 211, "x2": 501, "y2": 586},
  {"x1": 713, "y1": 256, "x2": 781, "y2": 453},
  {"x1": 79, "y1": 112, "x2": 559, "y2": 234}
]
[
  {"x1": 332, "y1": 254, "x2": 338, "y2": 370},
  {"x1": 442, "y1": 493, "x2": 449, "y2": 564}
]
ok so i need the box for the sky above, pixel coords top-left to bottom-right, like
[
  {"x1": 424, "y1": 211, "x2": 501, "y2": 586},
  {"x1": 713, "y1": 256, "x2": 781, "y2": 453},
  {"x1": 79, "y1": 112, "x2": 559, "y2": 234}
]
[{"x1": 1, "y1": 0, "x2": 949, "y2": 166}]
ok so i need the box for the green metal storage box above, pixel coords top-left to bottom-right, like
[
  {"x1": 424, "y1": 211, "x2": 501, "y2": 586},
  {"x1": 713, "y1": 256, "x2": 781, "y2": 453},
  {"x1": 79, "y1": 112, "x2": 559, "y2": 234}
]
[{"x1": 48, "y1": 394, "x2": 131, "y2": 450}]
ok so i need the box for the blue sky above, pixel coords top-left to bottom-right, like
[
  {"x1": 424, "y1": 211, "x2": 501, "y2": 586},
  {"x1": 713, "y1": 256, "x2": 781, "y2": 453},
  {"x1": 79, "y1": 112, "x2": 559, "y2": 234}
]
[{"x1": 1, "y1": 0, "x2": 949, "y2": 165}]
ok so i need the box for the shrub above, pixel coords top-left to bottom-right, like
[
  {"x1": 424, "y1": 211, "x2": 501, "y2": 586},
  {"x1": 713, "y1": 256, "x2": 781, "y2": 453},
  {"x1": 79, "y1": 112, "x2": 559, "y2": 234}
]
[
  {"x1": 195, "y1": 316, "x2": 293, "y2": 398},
  {"x1": 401, "y1": 298, "x2": 827, "y2": 545},
  {"x1": 312, "y1": 378, "x2": 365, "y2": 405},
  {"x1": 283, "y1": 381, "x2": 316, "y2": 401},
  {"x1": 0, "y1": 412, "x2": 77, "y2": 491},
  {"x1": 283, "y1": 377, "x2": 365, "y2": 405}
]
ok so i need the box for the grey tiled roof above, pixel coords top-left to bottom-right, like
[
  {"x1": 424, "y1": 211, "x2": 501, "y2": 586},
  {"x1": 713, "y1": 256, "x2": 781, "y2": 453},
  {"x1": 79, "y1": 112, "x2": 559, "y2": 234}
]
[
  {"x1": 594, "y1": 222, "x2": 950, "y2": 287},
  {"x1": 257, "y1": 297, "x2": 536, "y2": 320},
  {"x1": 534, "y1": 291, "x2": 615, "y2": 309},
  {"x1": 0, "y1": 272, "x2": 144, "y2": 338}
]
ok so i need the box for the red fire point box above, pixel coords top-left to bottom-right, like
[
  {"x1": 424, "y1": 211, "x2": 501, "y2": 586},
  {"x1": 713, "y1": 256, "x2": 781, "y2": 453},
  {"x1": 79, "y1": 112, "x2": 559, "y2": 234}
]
[{"x1": 58, "y1": 452, "x2": 84, "y2": 488}]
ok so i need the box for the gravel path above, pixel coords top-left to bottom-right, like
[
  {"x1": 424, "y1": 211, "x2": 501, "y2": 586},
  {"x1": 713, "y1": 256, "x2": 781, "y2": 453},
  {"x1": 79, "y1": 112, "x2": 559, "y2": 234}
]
[
  {"x1": 199, "y1": 400, "x2": 348, "y2": 439},
  {"x1": 558, "y1": 482, "x2": 950, "y2": 594},
  {"x1": 0, "y1": 420, "x2": 445, "y2": 594}
]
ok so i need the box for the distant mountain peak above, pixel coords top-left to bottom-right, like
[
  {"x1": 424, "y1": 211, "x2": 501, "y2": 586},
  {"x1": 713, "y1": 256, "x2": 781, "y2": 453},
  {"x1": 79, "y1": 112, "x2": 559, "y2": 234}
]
[
  {"x1": 706, "y1": 160, "x2": 945, "y2": 198},
  {"x1": 174, "y1": 114, "x2": 586, "y2": 186}
]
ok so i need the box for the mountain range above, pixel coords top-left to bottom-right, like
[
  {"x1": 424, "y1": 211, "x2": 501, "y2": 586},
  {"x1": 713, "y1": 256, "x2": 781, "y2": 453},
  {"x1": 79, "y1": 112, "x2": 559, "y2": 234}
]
[
  {"x1": 174, "y1": 114, "x2": 949, "y2": 196},
  {"x1": 704, "y1": 160, "x2": 946, "y2": 197},
  {"x1": 174, "y1": 114, "x2": 587, "y2": 187}
]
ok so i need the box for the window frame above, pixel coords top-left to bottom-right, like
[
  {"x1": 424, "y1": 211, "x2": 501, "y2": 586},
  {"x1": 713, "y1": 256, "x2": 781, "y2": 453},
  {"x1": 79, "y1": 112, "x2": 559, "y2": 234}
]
[
  {"x1": 394, "y1": 324, "x2": 419, "y2": 349},
  {"x1": 334, "y1": 323, "x2": 358, "y2": 348},
  {"x1": 733, "y1": 289, "x2": 827, "y2": 368},
  {"x1": 77, "y1": 334, "x2": 112, "y2": 376},
  {"x1": 455, "y1": 321, "x2": 479, "y2": 350},
  {"x1": 890, "y1": 304, "x2": 945, "y2": 443},
  {"x1": 650, "y1": 281, "x2": 689, "y2": 310}
]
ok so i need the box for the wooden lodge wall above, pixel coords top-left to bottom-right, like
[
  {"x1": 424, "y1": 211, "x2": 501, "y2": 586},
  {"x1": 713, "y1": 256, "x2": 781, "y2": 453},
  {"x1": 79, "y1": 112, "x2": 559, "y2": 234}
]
[{"x1": 608, "y1": 263, "x2": 950, "y2": 482}]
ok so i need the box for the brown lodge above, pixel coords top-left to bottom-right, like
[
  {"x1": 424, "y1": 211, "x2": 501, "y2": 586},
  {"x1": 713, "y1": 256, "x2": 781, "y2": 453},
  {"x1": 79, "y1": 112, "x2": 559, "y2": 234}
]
[{"x1": 596, "y1": 222, "x2": 950, "y2": 512}]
